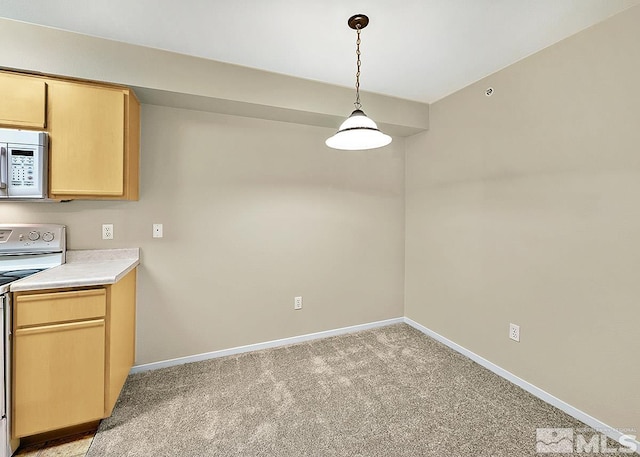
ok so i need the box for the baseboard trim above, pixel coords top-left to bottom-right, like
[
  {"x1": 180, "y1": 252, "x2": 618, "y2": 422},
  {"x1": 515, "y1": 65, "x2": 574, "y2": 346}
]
[
  {"x1": 131, "y1": 317, "x2": 404, "y2": 374},
  {"x1": 403, "y1": 317, "x2": 639, "y2": 452}
]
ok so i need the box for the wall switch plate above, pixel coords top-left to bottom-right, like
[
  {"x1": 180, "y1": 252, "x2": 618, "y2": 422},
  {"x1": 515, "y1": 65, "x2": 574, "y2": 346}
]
[
  {"x1": 153, "y1": 223, "x2": 163, "y2": 238},
  {"x1": 294, "y1": 296, "x2": 303, "y2": 310},
  {"x1": 509, "y1": 323, "x2": 520, "y2": 342},
  {"x1": 102, "y1": 224, "x2": 114, "y2": 240}
]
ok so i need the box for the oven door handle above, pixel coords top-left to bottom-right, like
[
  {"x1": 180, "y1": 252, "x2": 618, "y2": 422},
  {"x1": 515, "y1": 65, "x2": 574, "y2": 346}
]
[
  {"x1": 0, "y1": 146, "x2": 8, "y2": 190},
  {"x1": 0, "y1": 251, "x2": 63, "y2": 257}
]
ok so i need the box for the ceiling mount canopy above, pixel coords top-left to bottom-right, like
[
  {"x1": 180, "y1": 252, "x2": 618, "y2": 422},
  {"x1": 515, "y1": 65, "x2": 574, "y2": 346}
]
[
  {"x1": 325, "y1": 14, "x2": 392, "y2": 151},
  {"x1": 347, "y1": 14, "x2": 369, "y2": 30}
]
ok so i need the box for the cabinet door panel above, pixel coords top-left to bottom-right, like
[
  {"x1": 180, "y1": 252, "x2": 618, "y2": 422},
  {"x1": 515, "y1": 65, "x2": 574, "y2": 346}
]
[
  {"x1": 48, "y1": 81, "x2": 125, "y2": 196},
  {"x1": 0, "y1": 72, "x2": 46, "y2": 129},
  {"x1": 105, "y1": 269, "x2": 136, "y2": 414},
  {"x1": 13, "y1": 319, "x2": 106, "y2": 438}
]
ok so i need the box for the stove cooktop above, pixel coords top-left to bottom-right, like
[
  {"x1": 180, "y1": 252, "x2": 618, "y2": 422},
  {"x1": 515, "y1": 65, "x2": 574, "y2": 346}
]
[
  {"x1": 0, "y1": 269, "x2": 45, "y2": 289},
  {"x1": 0, "y1": 269, "x2": 44, "y2": 283}
]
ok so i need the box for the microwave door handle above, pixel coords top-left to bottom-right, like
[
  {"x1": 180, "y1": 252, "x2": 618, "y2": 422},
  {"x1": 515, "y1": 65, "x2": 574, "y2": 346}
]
[{"x1": 0, "y1": 146, "x2": 8, "y2": 190}]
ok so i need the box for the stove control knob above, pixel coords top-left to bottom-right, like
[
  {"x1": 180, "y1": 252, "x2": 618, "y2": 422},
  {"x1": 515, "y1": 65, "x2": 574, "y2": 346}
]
[
  {"x1": 42, "y1": 232, "x2": 55, "y2": 242},
  {"x1": 28, "y1": 231, "x2": 40, "y2": 241}
]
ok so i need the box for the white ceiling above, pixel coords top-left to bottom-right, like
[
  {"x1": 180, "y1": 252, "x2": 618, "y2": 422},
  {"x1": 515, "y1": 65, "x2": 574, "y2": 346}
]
[{"x1": 1, "y1": 0, "x2": 638, "y2": 103}]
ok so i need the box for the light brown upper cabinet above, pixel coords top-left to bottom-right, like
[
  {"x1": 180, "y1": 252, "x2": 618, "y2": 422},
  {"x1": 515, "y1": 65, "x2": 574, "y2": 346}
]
[
  {"x1": 47, "y1": 79, "x2": 140, "y2": 200},
  {"x1": 0, "y1": 71, "x2": 47, "y2": 129},
  {"x1": 0, "y1": 70, "x2": 140, "y2": 200}
]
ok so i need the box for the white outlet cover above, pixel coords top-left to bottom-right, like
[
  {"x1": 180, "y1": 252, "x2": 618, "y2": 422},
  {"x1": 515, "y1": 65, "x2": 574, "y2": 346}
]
[
  {"x1": 153, "y1": 223, "x2": 163, "y2": 238},
  {"x1": 102, "y1": 224, "x2": 114, "y2": 240},
  {"x1": 509, "y1": 323, "x2": 520, "y2": 342}
]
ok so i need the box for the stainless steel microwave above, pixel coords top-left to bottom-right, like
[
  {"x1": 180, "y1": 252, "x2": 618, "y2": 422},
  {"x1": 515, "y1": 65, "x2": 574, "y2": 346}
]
[{"x1": 0, "y1": 128, "x2": 48, "y2": 199}]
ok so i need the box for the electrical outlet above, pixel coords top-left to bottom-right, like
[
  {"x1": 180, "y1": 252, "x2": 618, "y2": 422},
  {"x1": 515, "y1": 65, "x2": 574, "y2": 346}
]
[
  {"x1": 294, "y1": 296, "x2": 303, "y2": 310},
  {"x1": 153, "y1": 223, "x2": 163, "y2": 238},
  {"x1": 102, "y1": 224, "x2": 114, "y2": 240},
  {"x1": 509, "y1": 323, "x2": 520, "y2": 342}
]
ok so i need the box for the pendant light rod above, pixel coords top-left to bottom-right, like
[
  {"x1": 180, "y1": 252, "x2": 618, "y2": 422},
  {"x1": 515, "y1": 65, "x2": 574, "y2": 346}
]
[
  {"x1": 349, "y1": 14, "x2": 369, "y2": 110},
  {"x1": 349, "y1": 15, "x2": 369, "y2": 110}
]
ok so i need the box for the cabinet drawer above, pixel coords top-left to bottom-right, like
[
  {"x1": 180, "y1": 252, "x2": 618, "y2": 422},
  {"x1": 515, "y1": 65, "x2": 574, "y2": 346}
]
[
  {"x1": 15, "y1": 289, "x2": 106, "y2": 327},
  {"x1": 0, "y1": 72, "x2": 47, "y2": 129}
]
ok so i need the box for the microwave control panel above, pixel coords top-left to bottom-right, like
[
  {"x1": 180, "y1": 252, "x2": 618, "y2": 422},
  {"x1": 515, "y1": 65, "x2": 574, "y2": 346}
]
[{"x1": 11, "y1": 149, "x2": 37, "y2": 188}]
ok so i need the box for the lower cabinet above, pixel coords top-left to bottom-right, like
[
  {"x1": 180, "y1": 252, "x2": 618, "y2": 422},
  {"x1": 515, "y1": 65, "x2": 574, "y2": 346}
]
[
  {"x1": 13, "y1": 319, "x2": 106, "y2": 437},
  {"x1": 11, "y1": 269, "x2": 136, "y2": 439}
]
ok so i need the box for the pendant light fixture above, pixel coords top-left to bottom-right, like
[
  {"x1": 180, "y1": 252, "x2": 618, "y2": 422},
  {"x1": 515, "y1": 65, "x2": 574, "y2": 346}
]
[{"x1": 326, "y1": 14, "x2": 392, "y2": 151}]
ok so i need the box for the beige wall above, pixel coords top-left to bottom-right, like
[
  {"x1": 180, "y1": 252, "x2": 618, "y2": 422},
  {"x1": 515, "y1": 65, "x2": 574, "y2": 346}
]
[
  {"x1": 405, "y1": 6, "x2": 640, "y2": 435},
  {"x1": 3, "y1": 106, "x2": 406, "y2": 363}
]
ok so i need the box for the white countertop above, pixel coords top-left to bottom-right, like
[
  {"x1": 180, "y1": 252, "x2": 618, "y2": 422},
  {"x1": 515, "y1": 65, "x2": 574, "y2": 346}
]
[{"x1": 9, "y1": 248, "x2": 140, "y2": 292}]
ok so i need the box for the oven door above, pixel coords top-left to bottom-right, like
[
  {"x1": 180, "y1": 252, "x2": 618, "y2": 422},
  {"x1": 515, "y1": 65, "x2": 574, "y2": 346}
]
[
  {"x1": 0, "y1": 292, "x2": 7, "y2": 457},
  {"x1": 0, "y1": 293, "x2": 5, "y2": 418}
]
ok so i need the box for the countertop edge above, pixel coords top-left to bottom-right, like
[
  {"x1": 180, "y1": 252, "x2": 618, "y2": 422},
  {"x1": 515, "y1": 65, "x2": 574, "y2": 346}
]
[{"x1": 9, "y1": 248, "x2": 140, "y2": 292}]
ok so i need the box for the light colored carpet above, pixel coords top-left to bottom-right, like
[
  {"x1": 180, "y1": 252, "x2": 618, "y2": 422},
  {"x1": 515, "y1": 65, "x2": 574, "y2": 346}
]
[{"x1": 87, "y1": 324, "x2": 594, "y2": 456}]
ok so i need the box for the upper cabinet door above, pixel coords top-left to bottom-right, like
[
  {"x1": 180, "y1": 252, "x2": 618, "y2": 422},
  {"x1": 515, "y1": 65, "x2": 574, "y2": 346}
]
[
  {"x1": 48, "y1": 81, "x2": 128, "y2": 198},
  {"x1": 0, "y1": 72, "x2": 47, "y2": 129}
]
